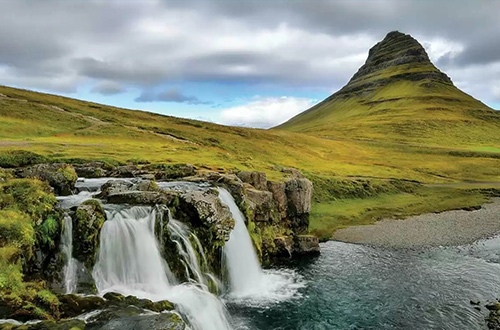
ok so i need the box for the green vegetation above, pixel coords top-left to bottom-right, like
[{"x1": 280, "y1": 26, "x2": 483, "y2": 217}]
[
  {"x1": 309, "y1": 184, "x2": 493, "y2": 241},
  {"x1": 73, "y1": 199, "x2": 105, "y2": 268},
  {"x1": 0, "y1": 150, "x2": 48, "y2": 168},
  {"x1": 0, "y1": 177, "x2": 62, "y2": 320}
]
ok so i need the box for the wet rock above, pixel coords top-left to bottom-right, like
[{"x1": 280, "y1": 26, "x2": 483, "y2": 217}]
[
  {"x1": 273, "y1": 236, "x2": 294, "y2": 259},
  {"x1": 0, "y1": 319, "x2": 86, "y2": 330},
  {"x1": 103, "y1": 292, "x2": 174, "y2": 313},
  {"x1": 294, "y1": 235, "x2": 320, "y2": 256},
  {"x1": 72, "y1": 199, "x2": 106, "y2": 268},
  {"x1": 103, "y1": 292, "x2": 126, "y2": 303},
  {"x1": 15, "y1": 163, "x2": 77, "y2": 196},
  {"x1": 179, "y1": 189, "x2": 234, "y2": 241},
  {"x1": 487, "y1": 303, "x2": 500, "y2": 311},
  {"x1": 98, "y1": 180, "x2": 135, "y2": 198},
  {"x1": 487, "y1": 303, "x2": 500, "y2": 329},
  {"x1": 237, "y1": 171, "x2": 267, "y2": 190},
  {"x1": 106, "y1": 191, "x2": 177, "y2": 205},
  {"x1": 98, "y1": 179, "x2": 177, "y2": 206},
  {"x1": 74, "y1": 161, "x2": 111, "y2": 178},
  {"x1": 88, "y1": 311, "x2": 185, "y2": 330},
  {"x1": 58, "y1": 294, "x2": 106, "y2": 318}
]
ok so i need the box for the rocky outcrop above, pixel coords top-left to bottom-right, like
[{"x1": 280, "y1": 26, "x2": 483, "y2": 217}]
[
  {"x1": 177, "y1": 189, "x2": 234, "y2": 242},
  {"x1": 0, "y1": 292, "x2": 184, "y2": 330},
  {"x1": 194, "y1": 168, "x2": 319, "y2": 262},
  {"x1": 98, "y1": 180, "x2": 177, "y2": 205},
  {"x1": 267, "y1": 181, "x2": 287, "y2": 218},
  {"x1": 237, "y1": 171, "x2": 268, "y2": 190},
  {"x1": 245, "y1": 188, "x2": 274, "y2": 222},
  {"x1": 72, "y1": 199, "x2": 105, "y2": 268},
  {"x1": 15, "y1": 163, "x2": 77, "y2": 195},
  {"x1": 294, "y1": 235, "x2": 320, "y2": 256},
  {"x1": 58, "y1": 294, "x2": 106, "y2": 318},
  {"x1": 285, "y1": 177, "x2": 313, "y2": 233}
]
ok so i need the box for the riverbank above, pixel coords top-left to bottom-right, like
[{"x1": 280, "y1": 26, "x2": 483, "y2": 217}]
[{"x1": 333, "y1": 198, "x2": 500, "y2": 248}]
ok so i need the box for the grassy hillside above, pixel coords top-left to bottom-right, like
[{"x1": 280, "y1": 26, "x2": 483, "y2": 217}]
[{"x1": 2, "y1": 84, "x2": 500, "y2": 240}]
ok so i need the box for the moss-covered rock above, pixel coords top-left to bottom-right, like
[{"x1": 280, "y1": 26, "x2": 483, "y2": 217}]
[
  {"x1": 58, "y1": 294, "x2": 105, "y2": 318},
  {"x1": 0, "y1": 178, "x2": 64, "y2": 282},
  {"x1": 87, "y1": 311, "x2": 185, "y2": 330},
  {"x1": 15, "y1": 164, "x2": 77, "y2": 196},
  {"x1": 102, "y1": 292, "x2": 174, "y2": 312},
  {"x1": 72, "y1": 199, "x2": 105, "y2": 268},
  {"x1": 0, "y1": 150, "x2": 48, "y2": 169},
  {"x1": 244, "y1": 188, "x2": 274, "y2": 222},
  {"x1": 0, "y1": 319, "x2": 86, "y2": 330},
  {"x1": 171, "y1": 188, "x2": 234, "y2": 277}
]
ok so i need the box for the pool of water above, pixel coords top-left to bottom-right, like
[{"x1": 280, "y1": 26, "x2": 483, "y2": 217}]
[{"x1": 229, "y1": 238, "x2": 500, "y2": 330}]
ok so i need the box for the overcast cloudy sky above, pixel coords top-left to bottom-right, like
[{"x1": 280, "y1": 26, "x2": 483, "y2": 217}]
[{"x1": 1, "y1": 0, "x2": 499, "y2": 128}]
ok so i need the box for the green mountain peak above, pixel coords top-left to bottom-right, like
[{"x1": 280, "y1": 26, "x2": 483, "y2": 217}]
[{"x1": 277, "y1": 31, "x2": 500, "y2": 148}]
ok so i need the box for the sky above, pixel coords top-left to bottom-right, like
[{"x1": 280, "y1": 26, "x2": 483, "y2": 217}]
[{"x1": 1, "y1": 0, "x2": 499, "y2": 128}]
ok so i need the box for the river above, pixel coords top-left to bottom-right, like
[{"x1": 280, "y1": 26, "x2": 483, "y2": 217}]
[{"x1": 230, "y1": 238, "x2": 500, "y2": 330}]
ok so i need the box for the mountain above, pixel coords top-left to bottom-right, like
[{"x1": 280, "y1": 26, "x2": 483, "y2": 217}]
[{"x1": 277, "y1": 31, "x2": 500, "y2": 148}]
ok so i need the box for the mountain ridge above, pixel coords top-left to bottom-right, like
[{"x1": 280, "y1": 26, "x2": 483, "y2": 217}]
[{"x1": 276, "y1": 31, "x2": 500, "y2": 148}]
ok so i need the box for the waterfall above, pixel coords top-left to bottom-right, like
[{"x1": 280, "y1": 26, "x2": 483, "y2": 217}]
[
  {"x1": 168, "y1": 216, "x2": 208, "y2": 286},
  {"x1": 218, "y1": 188, "x2": 263, "y2": 296},
  {"x1": 92, "y1": 205, "x2": 232, "y2": 330},
  {"x1": 218, "y1": 188, "x2": 304, "y2": 304},
  {"x1": 61, "y1": 215, "x2": 78, "y2": 293}
]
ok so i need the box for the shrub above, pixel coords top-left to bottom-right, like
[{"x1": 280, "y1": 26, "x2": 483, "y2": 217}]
[{"x1": 0, "y1": 150, "x2": 48, "y2": 168}]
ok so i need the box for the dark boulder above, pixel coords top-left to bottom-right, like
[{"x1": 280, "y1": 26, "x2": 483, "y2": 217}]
[{"x1": 58, "y1": 294, "x2": 106, "y2": 318}]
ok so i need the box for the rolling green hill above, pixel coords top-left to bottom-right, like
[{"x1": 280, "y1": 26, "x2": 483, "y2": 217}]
[
  {"x1": 277, "y1": 31, "x2": 500, "y2": 149},
  {"x1": 1, "y1": 31, "x2": 500, "y2": 240}
]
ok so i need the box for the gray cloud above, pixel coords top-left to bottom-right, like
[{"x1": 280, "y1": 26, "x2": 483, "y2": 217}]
[
  {"x1": 0, "y1": 0, "x2": 499, "y2": 105},
  {"x1": 91, "y1": 81, "x2": 126, "y2": 96},
  {"x1": 135, "y1": 88, "x2": 211, "y2": 105}
]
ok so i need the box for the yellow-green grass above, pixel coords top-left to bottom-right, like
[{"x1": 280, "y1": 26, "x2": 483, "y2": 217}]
[
  {"x1": 2, "y1": 85, "x2": 500, "y2": 240},
  {"x1": 309, "y1": 185, "x2": 494, "y2": 241},
  {"x1": 277, "y1": 62, "x2": 500, "y2": 149}
]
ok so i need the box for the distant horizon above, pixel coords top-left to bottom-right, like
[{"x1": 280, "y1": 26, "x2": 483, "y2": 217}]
[{"x1": 1, "y1": 1, "x2": 499, "y2": 128}]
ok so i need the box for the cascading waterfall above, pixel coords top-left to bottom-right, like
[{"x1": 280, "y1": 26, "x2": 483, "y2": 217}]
[
  {"x1": 60, "y1": 215, "x2": 78, "y2": 293},
  {"x1": 92, "y1": 205, "x2": 232, "y2": 330},
  {"x1": 218, "y1": 187, "x2": 304, "y2": 303},
  {"x1": 168, "y1": 216, "x2": 208, "y2": 286},
  {"x1": 218, "y1": 188, "x2": 263, "y2": 295}
]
